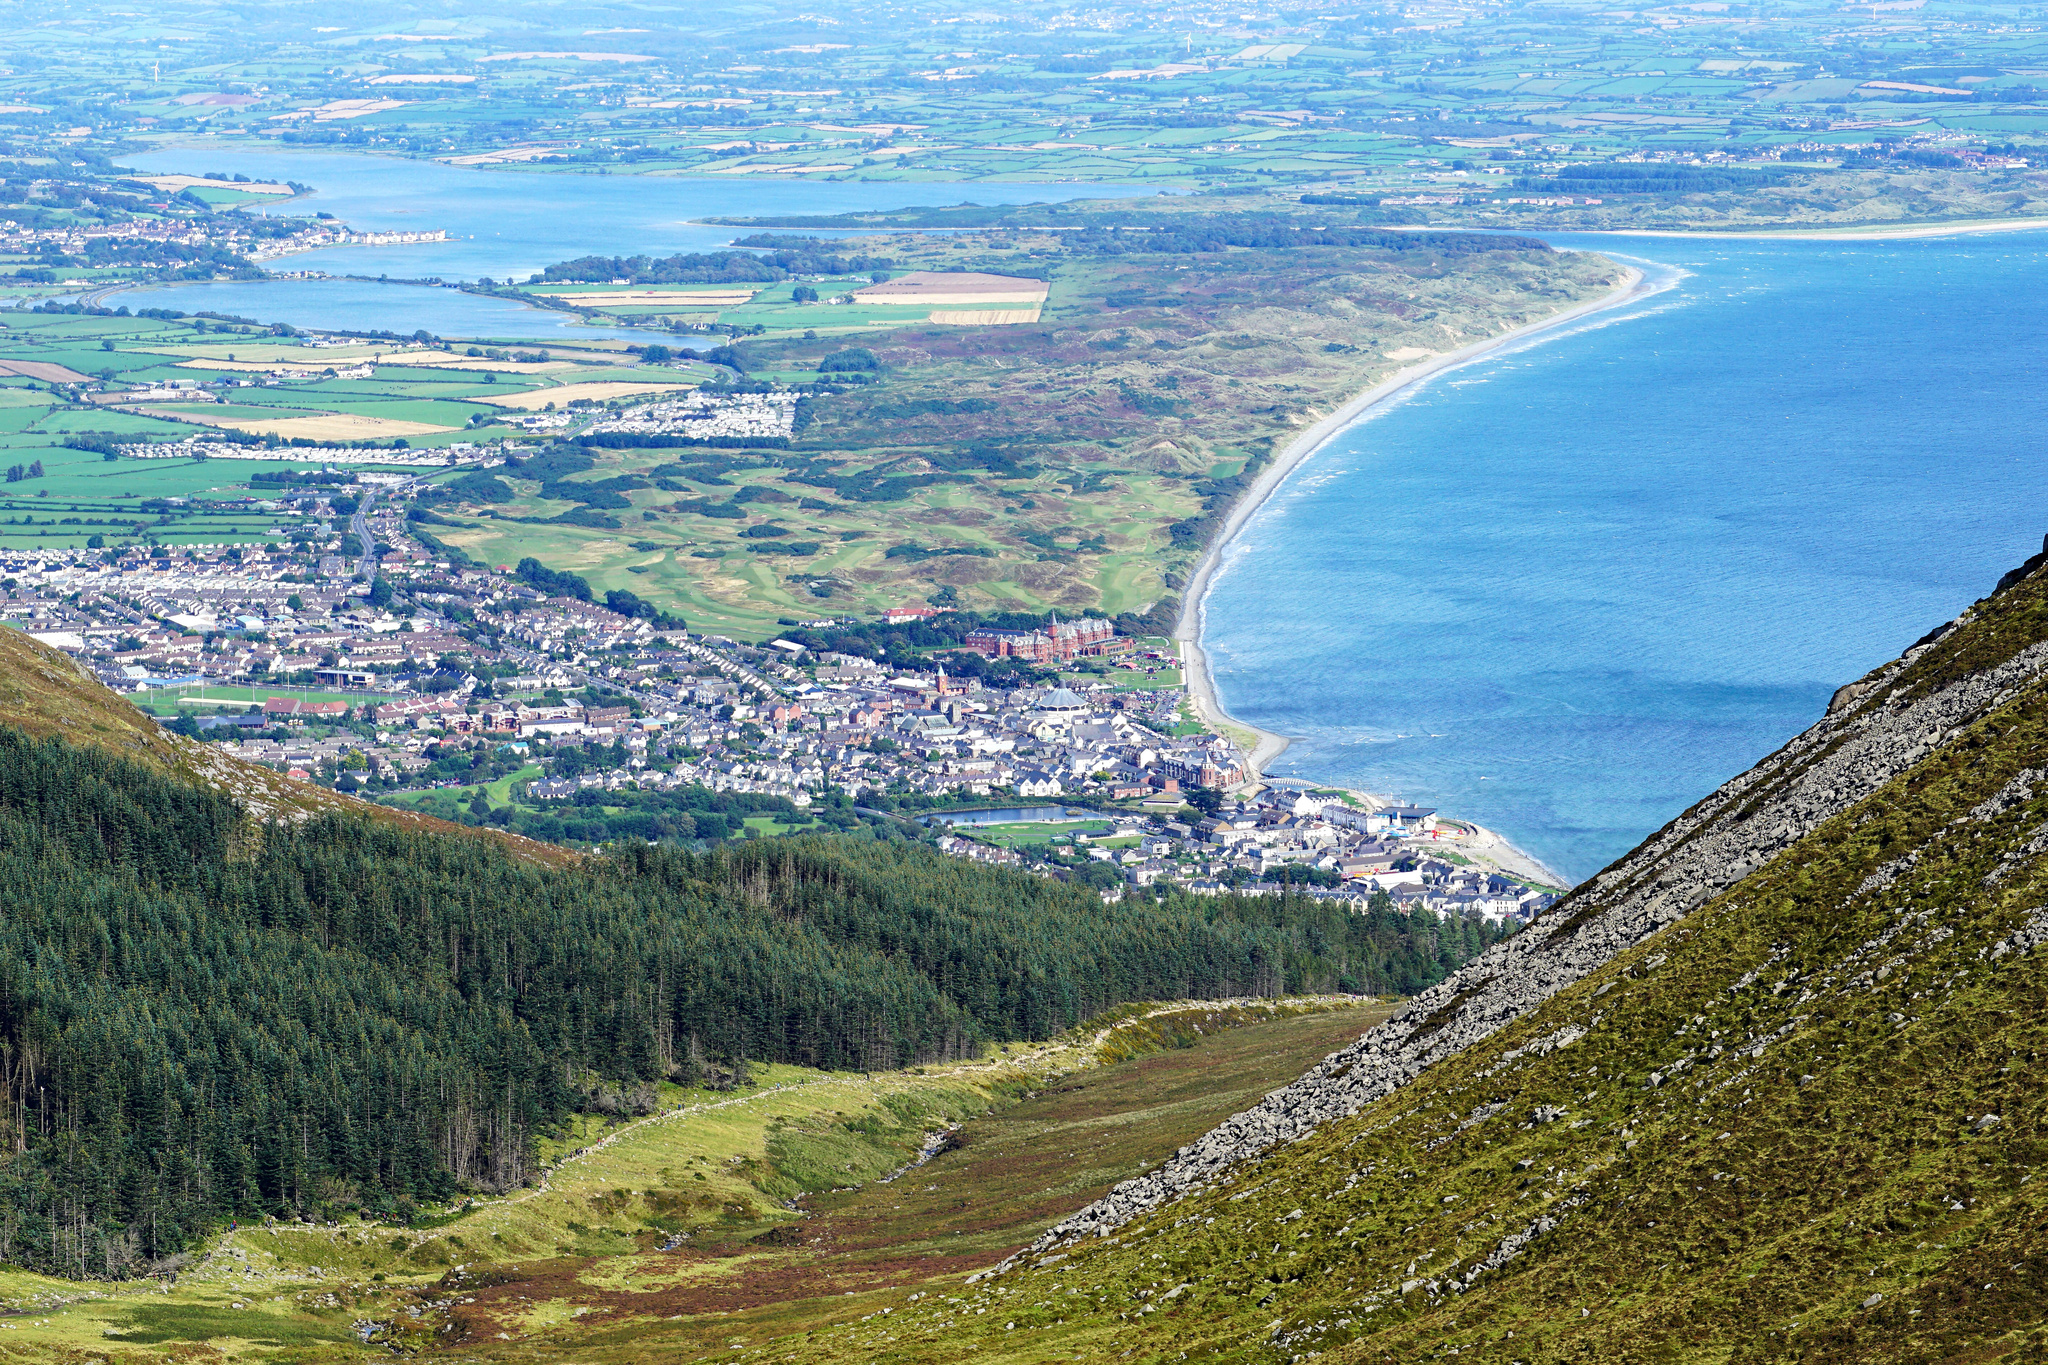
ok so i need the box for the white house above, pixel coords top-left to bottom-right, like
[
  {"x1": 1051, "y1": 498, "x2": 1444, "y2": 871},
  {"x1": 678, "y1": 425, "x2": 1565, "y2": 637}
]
[{"x1": 1015, "y1": 767, "x2": 1064, "y2": 798}]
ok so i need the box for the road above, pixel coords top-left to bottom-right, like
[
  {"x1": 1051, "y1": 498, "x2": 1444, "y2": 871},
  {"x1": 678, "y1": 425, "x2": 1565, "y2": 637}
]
[
  {"x1": 350, "y1": 489, "x2": 377, "y2": 580},
  {"x1": 499, "y1": 645, "x2": 698, "y2": 714}
]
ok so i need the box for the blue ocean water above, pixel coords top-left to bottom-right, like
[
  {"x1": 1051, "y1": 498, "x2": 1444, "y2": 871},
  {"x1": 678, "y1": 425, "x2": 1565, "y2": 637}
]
[{"x1": 1201, "y1": 230, "x2": 2048, "y2": 884}]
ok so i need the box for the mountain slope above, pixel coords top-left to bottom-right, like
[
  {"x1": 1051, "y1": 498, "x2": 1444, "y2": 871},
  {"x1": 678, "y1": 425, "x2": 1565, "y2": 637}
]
[
  {"x1": 0, "y1": 632, "x2": 1499, "y2": 1284},
  {"x1": 805, "y1": 539, "x2": 2048, "y2": 1363},
  {"x1": 0, "y1": 624, "x2": 572, "y2": 862}
]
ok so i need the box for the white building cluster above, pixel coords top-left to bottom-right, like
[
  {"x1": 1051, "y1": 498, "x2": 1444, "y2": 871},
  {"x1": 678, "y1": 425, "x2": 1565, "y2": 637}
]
[
  {"x1": 583, "y1": 391, "x2": 799, "y2": 441},
  {"x1": 114, "y1": 439, "x2": 489, "y2": 468}
]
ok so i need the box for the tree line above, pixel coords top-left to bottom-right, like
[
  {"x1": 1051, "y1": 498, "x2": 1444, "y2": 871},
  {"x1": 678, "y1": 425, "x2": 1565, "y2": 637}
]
[
  {"x1": 0, "y1": 726, "x2": 1508, "y2": 1277},
  {"x1": 540, "y1": 246, "x2": 893, "y2": 285}
]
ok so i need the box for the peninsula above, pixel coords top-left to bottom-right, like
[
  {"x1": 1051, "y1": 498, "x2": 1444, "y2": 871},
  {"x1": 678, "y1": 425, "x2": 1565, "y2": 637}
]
[{"x1": 419, "y1": 217, "x2": 1633, "y2": 643}]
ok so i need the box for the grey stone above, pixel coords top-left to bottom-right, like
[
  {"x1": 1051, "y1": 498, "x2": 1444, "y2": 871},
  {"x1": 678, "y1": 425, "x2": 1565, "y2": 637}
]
[{"x1": 994, "y1": 585, "x2": 2048, "y2": 1272}]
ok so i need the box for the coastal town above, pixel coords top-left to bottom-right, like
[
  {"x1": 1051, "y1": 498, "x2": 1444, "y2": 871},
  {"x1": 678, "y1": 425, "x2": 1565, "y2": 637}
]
[
  {"x1": 0, "y1": 460, "x2": 1561, "y2": 924},
  {"x1": 1, "y1": 210, "x2": 452, "y2": 281}
]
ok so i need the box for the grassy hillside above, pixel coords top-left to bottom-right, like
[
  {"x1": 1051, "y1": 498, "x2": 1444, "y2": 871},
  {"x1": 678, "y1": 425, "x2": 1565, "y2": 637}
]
[
  {"x1": 0, "y1": 631, "x2": 1490, "y2": 1298},
  {"x1": 31, "y1": 541, "x2": 2048, "y2": 1363},
  {"x1": 0, "y1": 624, "x2": 573, "y2": 864},
  {"x1": 0, "y1": 723, "x2": 1385, "y2": 1274},
  {"x1": 0, "y1": 1000, "x2": 1384, "y2": 1361},
  {"x1": 630, "y1": 541, "x2": 2048, "y2": 1364}
]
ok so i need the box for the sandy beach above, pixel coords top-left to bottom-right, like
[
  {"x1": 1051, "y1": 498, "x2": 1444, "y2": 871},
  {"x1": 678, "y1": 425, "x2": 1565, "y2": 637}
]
[
  {"x1": 1170, "y1": 264, "x2": 1652, "y2": 891},
  {"x1": 1259, "y1": 777, "x2": 1573, "y2": 890},
  {"x1": 1454, "y1": 820, "x2": 1571, "y2": 890}
]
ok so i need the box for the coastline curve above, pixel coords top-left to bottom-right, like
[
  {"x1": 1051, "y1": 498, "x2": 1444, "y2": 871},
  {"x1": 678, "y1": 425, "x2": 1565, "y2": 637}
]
[
  {"x1": 1174, "y1": 261, "x2": 1653, "y2": 759},
  {"x1": 1172, "y1": 261, "x2": 1656, "y2": 882},
  {"x1": 1603, "y1": 216, "x2": 2048, "y2": 243}
]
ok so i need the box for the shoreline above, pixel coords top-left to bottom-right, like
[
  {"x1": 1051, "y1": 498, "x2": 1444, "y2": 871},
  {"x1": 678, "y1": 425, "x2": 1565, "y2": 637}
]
[
  {"x1": 1257, "y1": 778, "x2": 1574, "y2": 891},
  {"x1": 1172, "y1": 262, "x2": 1654, "y2": 890}
]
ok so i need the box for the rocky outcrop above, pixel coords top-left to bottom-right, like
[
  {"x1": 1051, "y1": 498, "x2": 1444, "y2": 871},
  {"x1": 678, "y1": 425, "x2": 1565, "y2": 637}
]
[{"x1": 998, "y1": 545, "x2": 2048, "y2": 1268}]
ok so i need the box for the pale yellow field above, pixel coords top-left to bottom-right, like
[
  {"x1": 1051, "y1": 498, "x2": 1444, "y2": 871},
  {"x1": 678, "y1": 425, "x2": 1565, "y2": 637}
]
[
  {"x1": 209, "y1": 414, "x2": 456, "y2": 439},
  {"x1": 443, "y1": 146, "x2": 576, "y2": 165},
  {"x1": 476, "y1": 49, "x2": 658, "y2": 61},
  {"x1": 174, "y1": 358, "x2": 322, "y2": 373},
  {"x1": 371, "y1": 350, "x2": 575, "y2": 373},
  {"x1": 296, "y1": 98, "x2": 410, "y2": 121},
  {"x1": 482, "y1": 381, "x2": 693, "y2": 409},
  {"x1": 135, "y1": 341, "x2": 374, "y2": 364},
  {"x1": 852, "y1": 271, "x2": 1049, "y2": 306}
]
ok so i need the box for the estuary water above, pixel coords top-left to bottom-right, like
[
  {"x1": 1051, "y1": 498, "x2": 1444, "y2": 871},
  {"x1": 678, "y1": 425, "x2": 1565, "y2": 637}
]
[
  {"x1": 109, "y1": 277, "x2": 670, "y2": 343},
  {"x1": 1201, "y1": 229, "x2": 2048, "y2": 884},
  {"x1": 114, "y1": 149, "x2": 1152, "y2": 336}
]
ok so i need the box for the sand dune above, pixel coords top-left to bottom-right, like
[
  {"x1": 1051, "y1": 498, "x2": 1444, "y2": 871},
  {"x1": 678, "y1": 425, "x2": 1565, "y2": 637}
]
[{"x1": 928, "y1": 308, "x2": 1043, "y2": 325}]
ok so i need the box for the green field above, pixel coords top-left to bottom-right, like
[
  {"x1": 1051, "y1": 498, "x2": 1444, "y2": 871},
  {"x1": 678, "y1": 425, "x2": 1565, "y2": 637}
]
[
  {"x1": 131, "y1": 682, "x2": 395, "y2": 714},
  {"x1": 944, "y1": 818, "x2": 1116, "y2": 849},
  {"x1": 0, "y1": 314, "x2": 721, "y2": 551},
  {"x1": 1061, "y1": 665, "x2": 1182, "y2": 691}
]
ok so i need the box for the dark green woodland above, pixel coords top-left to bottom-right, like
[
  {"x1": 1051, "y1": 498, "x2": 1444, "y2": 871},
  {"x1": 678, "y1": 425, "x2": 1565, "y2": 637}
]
[{"x1": 0, "y1": 725, "x2": 1498, "y2": 1278}]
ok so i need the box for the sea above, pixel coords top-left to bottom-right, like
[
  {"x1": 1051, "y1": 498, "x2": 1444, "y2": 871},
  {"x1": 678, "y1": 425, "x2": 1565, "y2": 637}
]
[{"x1": 1201, "y1": 228, "x2": 2048, "y2": 884}]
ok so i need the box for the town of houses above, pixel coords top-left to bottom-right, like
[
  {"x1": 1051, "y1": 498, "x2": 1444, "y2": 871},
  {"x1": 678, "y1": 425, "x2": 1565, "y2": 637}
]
[
  {"x1": 0, "y1": 477, "x2": 1558, "y2": 929},
  {"x1": 581, "y1": 390, "x2": 799, "y2": 441},
  {"x1": 0, "y1": 214, "x2": 451, "y2": 271},
  {"x1": 934, "y1": 787, "x2": 1558, "y2": 923}
]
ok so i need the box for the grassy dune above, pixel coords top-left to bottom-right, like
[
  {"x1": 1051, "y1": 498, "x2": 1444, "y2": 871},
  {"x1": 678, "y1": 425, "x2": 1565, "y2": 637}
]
[{"x1": 440, "y1": 228, "x2": 1627, "y2": 637}]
